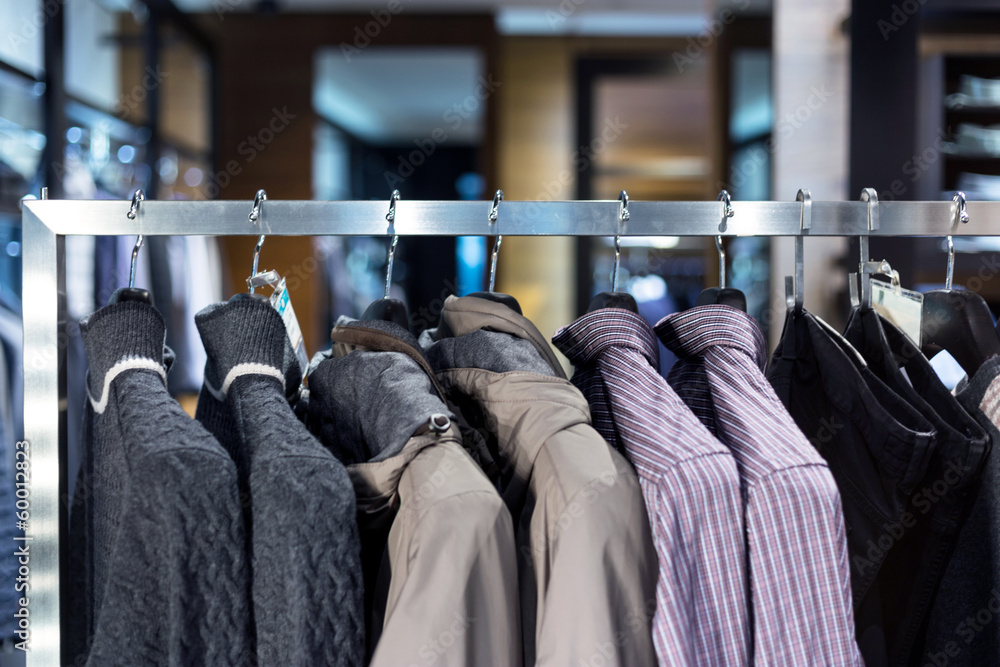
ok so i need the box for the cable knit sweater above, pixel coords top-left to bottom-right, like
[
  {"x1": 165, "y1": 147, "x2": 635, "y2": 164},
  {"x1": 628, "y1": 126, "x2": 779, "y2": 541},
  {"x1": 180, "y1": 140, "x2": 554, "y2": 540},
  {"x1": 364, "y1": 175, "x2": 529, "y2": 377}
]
[
  {"x1": 194, "y1": 296, "x2": 365, "y2": 666},
  {"x1": 73, "y1": 300, "x2": 252, "y2": 666}
]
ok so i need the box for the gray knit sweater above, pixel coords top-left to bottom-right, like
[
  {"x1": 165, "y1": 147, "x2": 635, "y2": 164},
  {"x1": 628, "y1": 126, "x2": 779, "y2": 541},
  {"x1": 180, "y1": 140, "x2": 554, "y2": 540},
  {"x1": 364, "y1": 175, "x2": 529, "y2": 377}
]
[
  {"x1": 195, "y1": 296, "x2": 364, "y2": 666},
  {"x1": 74, "y1": 300, "x2": 252, "y2": 666}
]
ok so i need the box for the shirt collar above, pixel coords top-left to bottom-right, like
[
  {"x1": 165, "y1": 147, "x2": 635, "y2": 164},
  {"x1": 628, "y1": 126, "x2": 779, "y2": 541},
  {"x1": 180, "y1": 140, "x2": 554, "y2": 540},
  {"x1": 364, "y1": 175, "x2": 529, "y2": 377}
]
[
  {"x1": 655, "y1": 304, "x2": 767, "y2": 370},
  {"x1": 552, "y1": 307, "x2": 659, "y2": 369}
]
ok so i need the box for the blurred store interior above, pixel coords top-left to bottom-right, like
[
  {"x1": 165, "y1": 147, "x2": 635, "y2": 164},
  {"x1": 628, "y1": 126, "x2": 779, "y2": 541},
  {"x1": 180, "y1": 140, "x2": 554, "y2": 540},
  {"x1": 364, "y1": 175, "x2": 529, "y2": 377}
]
[
  {"x1": 7, "y1": 0, "x2": 1000, "y2": 663},
  {"x1": 1, "y1": 0, "x2": 1000, "y2": 447},
  {"x1": 6, "y1": 0, "x2": 1000, "y2": 350}
]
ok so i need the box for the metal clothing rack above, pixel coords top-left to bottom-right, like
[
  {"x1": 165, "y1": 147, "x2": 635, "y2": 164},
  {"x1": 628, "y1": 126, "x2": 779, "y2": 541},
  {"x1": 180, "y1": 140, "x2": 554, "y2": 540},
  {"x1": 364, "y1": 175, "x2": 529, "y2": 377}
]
[{"x1": 19, "y1": 194, "x2": 1000, "y2": 665}]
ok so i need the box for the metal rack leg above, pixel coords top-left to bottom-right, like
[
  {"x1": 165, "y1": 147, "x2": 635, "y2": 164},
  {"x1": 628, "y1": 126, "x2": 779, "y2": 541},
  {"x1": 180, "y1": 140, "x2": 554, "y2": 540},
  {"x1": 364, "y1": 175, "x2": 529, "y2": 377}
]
[{"x1": 21, "y1": 208, "x2": 63, "y2": 665}]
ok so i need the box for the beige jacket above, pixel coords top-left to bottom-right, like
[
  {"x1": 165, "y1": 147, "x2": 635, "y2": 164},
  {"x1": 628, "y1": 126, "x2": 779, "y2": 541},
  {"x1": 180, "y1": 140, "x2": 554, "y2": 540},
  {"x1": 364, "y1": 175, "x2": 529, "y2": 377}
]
[
  {"x1": 314, "y1": 320, "x2": 522, "y2": 667},
  {"x1": 422, "y1": 296, "x2": 659, "y2": 667}
]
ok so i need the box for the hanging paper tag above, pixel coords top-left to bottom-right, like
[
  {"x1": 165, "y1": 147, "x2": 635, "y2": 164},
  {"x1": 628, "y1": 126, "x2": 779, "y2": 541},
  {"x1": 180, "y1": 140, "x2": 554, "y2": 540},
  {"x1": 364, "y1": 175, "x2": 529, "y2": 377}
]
[
  {"x1": 870, "y1": 278, "x2": 924, "y2": 347},
  {"x1": 269, "y1": 277, "x2": 310, "y2": 379}
]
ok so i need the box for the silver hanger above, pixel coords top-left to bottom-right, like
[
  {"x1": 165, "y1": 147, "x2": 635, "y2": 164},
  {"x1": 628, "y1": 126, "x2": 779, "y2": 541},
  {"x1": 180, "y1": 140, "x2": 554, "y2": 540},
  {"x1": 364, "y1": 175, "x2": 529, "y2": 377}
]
[
  {"x1": 613, "y1": 190, "x2": 630, "y2": 292},
  {"x1": 716, "y1": 190, "x2": 734, "y2": 288},
  {"x1": 785, "y1": 189, "x2": 812, "y2": 311},
  {"x1": 487, "y1": 189, "x2": 504, "y2": 292},
  {"x1": 126, "y1": 189, "x2": 144, "y2": 288},
  {"x1": 247, "y1": 189, "x2": 268, "y2": 294},
  {"x1": 850, "y1": 188, "x2": 897, "y2": 309},
  {"x1": 383, "y1": 189, "x2": 401, "y2": 299},
  {"x1": 946, "y1": 191, "x2": 969, "y2": 289}
]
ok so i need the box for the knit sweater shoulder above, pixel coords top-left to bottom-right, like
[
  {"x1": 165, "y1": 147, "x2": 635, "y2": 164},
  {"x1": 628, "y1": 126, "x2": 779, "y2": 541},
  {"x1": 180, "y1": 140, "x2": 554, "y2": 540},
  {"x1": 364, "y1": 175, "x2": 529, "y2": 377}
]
[
  {"x1": 194, "y1": 296, "x2": 364, "y2": 667},
  {"x1": 76, "y1": 300, "x2": 252, "y2": 667}
]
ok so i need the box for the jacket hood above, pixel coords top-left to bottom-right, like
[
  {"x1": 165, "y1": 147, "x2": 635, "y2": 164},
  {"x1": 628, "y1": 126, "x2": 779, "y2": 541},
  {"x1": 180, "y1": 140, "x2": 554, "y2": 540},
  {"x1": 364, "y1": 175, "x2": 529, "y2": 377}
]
[
  {"x1": 420, "y1": 295, "x2": 566, "y2": 379},
  {"x1": 303, "y1": 316, "x2": 455, "y2": 466}
]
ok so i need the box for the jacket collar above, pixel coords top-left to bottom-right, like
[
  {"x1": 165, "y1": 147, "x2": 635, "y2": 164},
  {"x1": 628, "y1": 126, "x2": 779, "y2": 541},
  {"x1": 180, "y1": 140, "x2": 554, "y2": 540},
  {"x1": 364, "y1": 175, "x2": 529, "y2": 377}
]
[
  {"x1": 552, "y1": 308, "x2": 658, "y2": 370},
  {"x1": 435, "y1": 295, "x2": 566, "y2": 379},
  {"x1": 656, "y1": 304, "x2": 767, "y2": 371},
  {"x1": 330, "y1": 316, "x2": 449, "y2": 401}
]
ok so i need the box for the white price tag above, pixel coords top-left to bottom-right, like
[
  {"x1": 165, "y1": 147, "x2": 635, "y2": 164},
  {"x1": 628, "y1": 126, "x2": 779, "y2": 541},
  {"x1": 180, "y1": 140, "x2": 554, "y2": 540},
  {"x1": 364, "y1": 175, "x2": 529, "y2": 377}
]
[
  {"x1": 870, "y1": 278, "x2": 924, "y2": 348},
  {"x1": 268, "y1": 277, "x2": 309, "y2": 379}
]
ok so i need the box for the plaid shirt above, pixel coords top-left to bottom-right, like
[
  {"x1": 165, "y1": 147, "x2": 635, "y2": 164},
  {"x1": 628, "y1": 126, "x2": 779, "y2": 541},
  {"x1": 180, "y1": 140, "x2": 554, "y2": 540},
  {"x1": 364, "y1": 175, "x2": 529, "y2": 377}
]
[
  {"x1": 657, "y1": 305, "x2": 863, "y2": 666},
  {"x1": 553, "y1": 308, "x2": 750, "y2": 666}
]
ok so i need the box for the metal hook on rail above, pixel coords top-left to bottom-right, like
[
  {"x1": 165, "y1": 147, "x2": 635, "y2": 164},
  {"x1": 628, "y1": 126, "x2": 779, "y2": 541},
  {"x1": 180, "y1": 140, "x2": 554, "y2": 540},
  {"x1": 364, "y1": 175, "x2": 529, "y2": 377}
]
[
  {"x1": 247, "y1": 189, "x2": 268, "y2": 294},
  {"x1": 613, "y1": 190, "x2": 629, "y2": 292},
  {"x1": 946, "y1": 191, "x2": 969, "y2": 289},
  {"x1": 488, "y1": 189, "x2": 504, "y2": 292},
  {"x1": 127, "y1": 189, "x2": 145, "y2": 288}
]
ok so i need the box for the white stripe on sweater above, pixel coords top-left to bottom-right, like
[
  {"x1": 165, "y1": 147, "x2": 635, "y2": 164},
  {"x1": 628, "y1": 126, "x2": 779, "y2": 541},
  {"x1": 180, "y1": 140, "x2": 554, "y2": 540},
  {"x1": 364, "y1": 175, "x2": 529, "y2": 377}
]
[
  {"x1": 88, "y1": 357, "x2": 167, "y2": 414},
  {"x1": 203, "y1": 362, "x2": 285, "y2": 401}
]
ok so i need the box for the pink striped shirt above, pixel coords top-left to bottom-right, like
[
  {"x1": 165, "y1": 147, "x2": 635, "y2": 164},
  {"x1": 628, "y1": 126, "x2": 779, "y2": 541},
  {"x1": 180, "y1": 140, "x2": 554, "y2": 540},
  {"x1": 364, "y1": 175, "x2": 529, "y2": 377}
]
[
  {"x1": 657, "y1": 304, "x2": 862, "y2": 666},
  {"x1": 554, "y1": 308, "x2": 750, "y2": 666}
]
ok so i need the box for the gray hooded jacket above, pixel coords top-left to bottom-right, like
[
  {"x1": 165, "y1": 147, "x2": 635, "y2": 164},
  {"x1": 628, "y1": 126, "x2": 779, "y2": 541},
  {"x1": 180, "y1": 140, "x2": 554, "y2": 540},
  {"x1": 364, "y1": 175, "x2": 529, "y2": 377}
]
[{"x1": 300, "y1": 316, "x2": 522, "y2": 667}]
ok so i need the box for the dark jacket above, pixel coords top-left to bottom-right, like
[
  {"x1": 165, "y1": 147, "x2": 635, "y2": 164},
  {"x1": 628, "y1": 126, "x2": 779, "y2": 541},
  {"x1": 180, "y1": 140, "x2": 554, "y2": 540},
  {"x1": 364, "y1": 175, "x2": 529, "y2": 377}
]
[
  {"x1": 842, "y1": 308, "x2": 989, "y2": 666},
  {"x1": 73, "y1": 300, "x2": 252, "y2": 666},
  {"x1": 767, "y1": 307, "x2": 940, "y2": 667},
  {"x1": 925, "y1": 354, "x2": 1000, "y2": 666},
  {"x1": 195, "y1": 296, "x2": 365, "y2": 667}
]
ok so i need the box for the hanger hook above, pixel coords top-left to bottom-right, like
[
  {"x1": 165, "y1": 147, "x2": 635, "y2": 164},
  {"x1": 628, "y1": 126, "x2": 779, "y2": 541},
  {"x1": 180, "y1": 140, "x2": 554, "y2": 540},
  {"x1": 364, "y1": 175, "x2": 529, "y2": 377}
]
[
  {"x1": 386, "y1": 189, "x2": 400, "y2": 223},
  {"x1": 384, "y1": 235, "x2": 399, "y2": 299},
  {"x1": 717, "y1": 189, "x2": 734, "y2": 218},
  {"x1": 612, "y1": 190, "x2": 629, "y2": 292},
  {"x1": 384, "y1": 190, "x2": 401, "y2": 298},
  {"x1": 248, "y1": 188, "x2": 267, "y2": 223},
  {"x1": 488, "y1": 189, "x2": 504, "y2": 292},
  {"x1": 127, "y1": 188, "x2": 144, "y2": 220},
  {"x1": 715, "y1": 235, "x2": 726, "y2": 289},
  {"x1": 490, "y1": 188, "x2": 503, "y2": 223},
  {"x1": 248, "y1": 189, "x2": 267, "y2": 294},
  {"x1": 793, "y1": 189, "x2": 811, "y2": 311},
  {"x1": 946, "y1": 235, "x2": 955, "y2": 291},
  {"x1": 953, "y1": 190, "x2": 969, "y2": 225},
  {"x1": 946, "y1": 191, "x2": 969, "y2": 290},
  {"x1": 618, "y1": 190, "x2": 630, "y2": 222},
  {"x1": 713, "y1": 190, "x2": 734, "y2": 288},
  {"x1": 855, "y1": 188, "x2": 881, "y2": 309},
  {"x1": 126, "y1": 189, "x2": 145, "y2": 288},
  {"x1": 860, "y1": 187, "x2": 879, "y2": 231}
]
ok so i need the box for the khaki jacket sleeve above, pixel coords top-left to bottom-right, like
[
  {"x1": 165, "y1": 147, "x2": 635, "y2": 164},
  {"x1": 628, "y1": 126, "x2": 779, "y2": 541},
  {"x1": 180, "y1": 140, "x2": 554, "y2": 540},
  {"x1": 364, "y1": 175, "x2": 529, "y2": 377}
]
[
  {"x1": 351, "y1": 429, "x2": 523, "y2": 667},
  {"x1": 437, "y1": 369, "x2": 659, "y2": 667}
]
